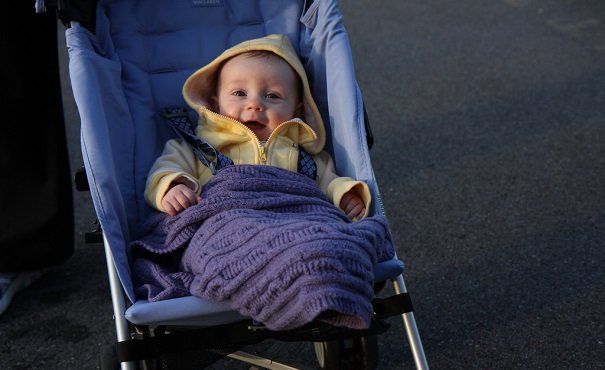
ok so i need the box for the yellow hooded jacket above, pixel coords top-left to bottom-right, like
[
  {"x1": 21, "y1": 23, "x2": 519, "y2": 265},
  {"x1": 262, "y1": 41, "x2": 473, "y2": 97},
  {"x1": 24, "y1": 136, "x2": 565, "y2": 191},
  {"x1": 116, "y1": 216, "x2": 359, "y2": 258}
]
[{"x1": 144, "y1": 34, "x2": 371, "y2": 218}]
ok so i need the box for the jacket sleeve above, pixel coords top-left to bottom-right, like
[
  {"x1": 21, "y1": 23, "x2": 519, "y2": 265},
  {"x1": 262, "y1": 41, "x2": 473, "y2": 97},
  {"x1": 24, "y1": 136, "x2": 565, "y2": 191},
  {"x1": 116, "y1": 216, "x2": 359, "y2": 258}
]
[
  {"x1": 314, "y1": 151, "x2": 372, "y2": 219},
  {"x1": 144, "y1": 138, "x2": 212, "y2": 211}
]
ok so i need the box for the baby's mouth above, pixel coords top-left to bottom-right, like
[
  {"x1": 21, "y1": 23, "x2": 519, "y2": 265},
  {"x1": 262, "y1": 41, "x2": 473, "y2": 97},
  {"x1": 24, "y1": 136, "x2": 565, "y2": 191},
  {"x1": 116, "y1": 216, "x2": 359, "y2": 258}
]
[{"x1": 244, "y1": 121, "x2": 265, "y2": 131}]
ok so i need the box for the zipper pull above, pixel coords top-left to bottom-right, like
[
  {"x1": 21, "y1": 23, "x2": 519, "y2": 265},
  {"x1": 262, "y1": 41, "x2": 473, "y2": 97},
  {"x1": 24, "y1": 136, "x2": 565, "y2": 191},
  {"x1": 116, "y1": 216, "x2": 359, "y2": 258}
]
[{"x1": 259, "y1": 145, "x2": 267, "y2": 164}]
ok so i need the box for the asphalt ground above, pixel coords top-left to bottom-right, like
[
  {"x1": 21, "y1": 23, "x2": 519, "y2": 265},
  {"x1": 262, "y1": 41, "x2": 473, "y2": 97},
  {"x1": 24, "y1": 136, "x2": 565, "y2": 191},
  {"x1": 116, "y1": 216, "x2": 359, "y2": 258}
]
[{"x1": 1, "y1": 1, "x2": 604, "y2": 369}]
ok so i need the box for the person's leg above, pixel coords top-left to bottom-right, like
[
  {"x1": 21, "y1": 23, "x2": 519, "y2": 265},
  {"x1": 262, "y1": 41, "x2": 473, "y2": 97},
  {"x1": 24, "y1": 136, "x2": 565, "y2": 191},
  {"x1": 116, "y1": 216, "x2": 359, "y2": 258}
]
[{"x1": 0, "y1": 2, "x2": 74, "y2": 315}]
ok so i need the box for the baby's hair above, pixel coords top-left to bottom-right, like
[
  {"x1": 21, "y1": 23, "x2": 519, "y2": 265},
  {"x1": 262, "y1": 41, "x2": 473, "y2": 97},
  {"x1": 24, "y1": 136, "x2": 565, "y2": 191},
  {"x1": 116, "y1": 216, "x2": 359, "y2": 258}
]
[
  {"x1": 241, "y1": 50, "x2": 282, "y2": 60},
  {"x1": 213, "y1": 50, "x2": 303, "y2": 102}
]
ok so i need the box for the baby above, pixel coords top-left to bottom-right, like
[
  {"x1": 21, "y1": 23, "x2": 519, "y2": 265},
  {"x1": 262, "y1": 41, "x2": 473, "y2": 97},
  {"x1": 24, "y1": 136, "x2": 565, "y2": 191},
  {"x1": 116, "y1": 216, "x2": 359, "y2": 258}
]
[{"x1": 145, "y1": 34, "x2": 371, "y2": 220}]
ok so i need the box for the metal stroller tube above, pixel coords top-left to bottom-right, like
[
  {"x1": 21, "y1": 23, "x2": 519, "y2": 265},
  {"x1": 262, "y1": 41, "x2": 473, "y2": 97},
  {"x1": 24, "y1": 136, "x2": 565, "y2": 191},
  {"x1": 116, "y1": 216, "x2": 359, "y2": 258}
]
[
  {"x1": 392, "y1": 275, "x2": 429, "y2": 370},
  {"x1": 103, "y1": 234, "x2": 136, "y2": 370}
]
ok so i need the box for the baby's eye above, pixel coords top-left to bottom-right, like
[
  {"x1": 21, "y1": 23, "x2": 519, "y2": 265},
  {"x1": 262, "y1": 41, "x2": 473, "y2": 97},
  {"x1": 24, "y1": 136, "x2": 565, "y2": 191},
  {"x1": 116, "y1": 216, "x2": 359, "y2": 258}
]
[
  {"x1": 232, "y1": 90, "x2": 246, "y2": 97},
  {"x1": 266, "y1": 93, "x2": 280, "y2": 99}
]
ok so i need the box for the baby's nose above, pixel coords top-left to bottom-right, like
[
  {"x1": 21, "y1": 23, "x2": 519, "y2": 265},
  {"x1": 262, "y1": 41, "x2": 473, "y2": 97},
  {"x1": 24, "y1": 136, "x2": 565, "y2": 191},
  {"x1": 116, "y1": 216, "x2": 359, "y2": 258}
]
[{"x1": 247, "y1": 96, "x2": 264, "y2": 111}]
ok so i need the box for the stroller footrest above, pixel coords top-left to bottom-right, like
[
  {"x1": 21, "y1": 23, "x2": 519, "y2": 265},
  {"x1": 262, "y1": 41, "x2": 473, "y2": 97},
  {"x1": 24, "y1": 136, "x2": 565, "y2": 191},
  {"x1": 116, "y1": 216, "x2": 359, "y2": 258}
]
[{"x1": 115, "y1": 318, "x2": 391, "y2": 363}]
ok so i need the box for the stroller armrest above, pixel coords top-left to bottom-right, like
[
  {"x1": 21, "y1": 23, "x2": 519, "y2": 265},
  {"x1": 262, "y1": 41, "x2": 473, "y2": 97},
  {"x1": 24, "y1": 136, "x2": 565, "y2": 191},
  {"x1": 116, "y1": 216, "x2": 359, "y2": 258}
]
[{"x1": 373, "y1": 259, "x2": 404, "y2": 282}]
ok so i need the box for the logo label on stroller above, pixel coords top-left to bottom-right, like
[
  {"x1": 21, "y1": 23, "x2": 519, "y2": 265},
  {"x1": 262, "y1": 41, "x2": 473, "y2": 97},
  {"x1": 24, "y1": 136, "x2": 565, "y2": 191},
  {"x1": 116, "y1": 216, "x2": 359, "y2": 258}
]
[{"x1": 192, "y1": 0, "x2": 223, "y2": 6}]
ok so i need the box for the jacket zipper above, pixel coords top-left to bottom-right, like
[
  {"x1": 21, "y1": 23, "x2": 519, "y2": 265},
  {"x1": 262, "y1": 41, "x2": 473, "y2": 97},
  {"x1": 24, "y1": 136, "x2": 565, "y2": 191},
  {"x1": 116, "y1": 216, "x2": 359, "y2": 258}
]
[{"x1": 201, "y1": 108, "x2": 306, "y2": 165}]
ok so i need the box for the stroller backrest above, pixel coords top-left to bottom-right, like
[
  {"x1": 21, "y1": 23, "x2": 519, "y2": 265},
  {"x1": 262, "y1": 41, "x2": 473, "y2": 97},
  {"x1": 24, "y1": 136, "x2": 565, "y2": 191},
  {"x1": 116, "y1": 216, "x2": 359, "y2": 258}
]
[
  {"x1": 68, "y1": 0, "x2": 378, "y2": 301},
  {"x1": 96, "y1": 0, "x2": 308, "y2": 227}
]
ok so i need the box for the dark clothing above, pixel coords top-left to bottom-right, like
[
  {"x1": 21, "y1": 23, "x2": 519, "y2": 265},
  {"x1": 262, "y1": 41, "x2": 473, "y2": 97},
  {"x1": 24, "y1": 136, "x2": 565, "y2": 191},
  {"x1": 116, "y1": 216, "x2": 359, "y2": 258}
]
[{"x1": 0, "y1": 2, "x2": 74, "y2": 271}]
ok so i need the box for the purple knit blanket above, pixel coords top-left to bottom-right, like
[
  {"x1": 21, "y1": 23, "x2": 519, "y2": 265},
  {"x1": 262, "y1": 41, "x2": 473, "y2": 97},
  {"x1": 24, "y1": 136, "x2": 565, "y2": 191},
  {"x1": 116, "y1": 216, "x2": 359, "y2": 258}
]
[{"x1": 130, "y1": 165, "x2": 394, "y2": 330}]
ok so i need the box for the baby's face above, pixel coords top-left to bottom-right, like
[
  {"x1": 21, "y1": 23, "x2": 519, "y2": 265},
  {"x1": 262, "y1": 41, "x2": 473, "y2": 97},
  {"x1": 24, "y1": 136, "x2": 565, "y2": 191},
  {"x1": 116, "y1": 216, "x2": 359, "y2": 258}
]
[{"x1": 214, "y1": 53, "x2": 302, "y2": 141}]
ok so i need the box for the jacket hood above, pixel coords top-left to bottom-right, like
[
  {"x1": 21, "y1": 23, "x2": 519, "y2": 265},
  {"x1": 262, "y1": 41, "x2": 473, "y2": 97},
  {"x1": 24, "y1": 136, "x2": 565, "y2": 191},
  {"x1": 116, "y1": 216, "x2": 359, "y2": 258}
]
[{"x1": 182, "y1": 34, "x2": 325, "y2": 154}]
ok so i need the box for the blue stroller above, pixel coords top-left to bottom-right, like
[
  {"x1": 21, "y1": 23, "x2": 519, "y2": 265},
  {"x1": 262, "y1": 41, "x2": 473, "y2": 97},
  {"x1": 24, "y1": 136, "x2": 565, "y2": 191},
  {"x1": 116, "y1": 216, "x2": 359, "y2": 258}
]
[{"x1": 57, "y1": 0, "x2": 428, "y2": 368}]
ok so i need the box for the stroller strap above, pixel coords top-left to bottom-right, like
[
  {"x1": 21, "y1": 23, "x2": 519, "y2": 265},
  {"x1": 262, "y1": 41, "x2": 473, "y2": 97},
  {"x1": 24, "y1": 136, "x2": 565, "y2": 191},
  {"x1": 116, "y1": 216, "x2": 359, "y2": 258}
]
[
  {"x1": 160, "y1": 107, "x2": 317, "y2": 179},
  {"x1": 161, "y1": 107, "x2": 234, "y2": 175}
]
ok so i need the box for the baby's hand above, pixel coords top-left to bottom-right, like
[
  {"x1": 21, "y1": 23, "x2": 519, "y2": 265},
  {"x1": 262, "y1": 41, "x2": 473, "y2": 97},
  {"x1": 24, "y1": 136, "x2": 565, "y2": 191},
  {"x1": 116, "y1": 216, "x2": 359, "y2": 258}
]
[
  {"x1": 340, "y1": 192, "x2": 366, "y2": 220},
  {"x1": 161, "y1": 184, "x2": 202, "y2": 216}
]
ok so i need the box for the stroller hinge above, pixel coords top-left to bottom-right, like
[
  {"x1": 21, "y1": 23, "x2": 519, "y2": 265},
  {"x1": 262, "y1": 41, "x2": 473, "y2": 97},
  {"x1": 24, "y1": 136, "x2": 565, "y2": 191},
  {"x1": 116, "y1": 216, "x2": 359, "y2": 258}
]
[{"x1": 372, "y1": 292, "x2": 414, "y2": 318}]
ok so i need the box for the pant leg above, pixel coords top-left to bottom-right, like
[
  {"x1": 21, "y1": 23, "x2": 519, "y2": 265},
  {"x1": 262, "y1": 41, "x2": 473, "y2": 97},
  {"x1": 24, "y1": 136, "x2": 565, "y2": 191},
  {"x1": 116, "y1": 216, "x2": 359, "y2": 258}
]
[{"x1": 0, "y1": 2, "x2": 74, "y2": 271}]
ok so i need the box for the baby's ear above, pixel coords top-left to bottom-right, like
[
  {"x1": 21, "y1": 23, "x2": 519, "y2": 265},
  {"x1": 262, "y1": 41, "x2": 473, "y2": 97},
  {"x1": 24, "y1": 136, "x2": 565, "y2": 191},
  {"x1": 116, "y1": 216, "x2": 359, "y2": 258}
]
[
  {"x1": 210, "y1": 96, "x2": 219, "y2": 112},
  {"x1": 295, "y1": 102, "x2": 304, "y2": 119}
]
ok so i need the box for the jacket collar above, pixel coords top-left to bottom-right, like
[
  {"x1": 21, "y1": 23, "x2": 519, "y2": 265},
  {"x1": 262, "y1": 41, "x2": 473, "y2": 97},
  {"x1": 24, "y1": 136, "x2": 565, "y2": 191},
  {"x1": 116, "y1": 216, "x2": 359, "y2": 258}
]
[{"x1": 195, "y1": 107, "x2": 318, "y2": 149}]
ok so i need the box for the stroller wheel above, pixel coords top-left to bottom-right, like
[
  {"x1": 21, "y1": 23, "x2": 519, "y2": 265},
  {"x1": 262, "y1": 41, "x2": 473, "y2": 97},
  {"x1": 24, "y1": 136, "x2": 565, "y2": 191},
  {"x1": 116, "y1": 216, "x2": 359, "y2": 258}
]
[
  {"x1": 98, "y1": 344, "x2": 119, "y2": 370},
  {"x1": 314, "y1": 336, "x2": 379, "y2": 370}
]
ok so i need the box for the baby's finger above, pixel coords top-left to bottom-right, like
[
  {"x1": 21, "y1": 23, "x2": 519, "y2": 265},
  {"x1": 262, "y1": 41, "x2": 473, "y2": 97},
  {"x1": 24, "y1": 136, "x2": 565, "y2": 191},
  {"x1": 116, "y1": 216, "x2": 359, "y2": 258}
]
[
  {"x1": 182, "y1": 188, "x2": 201, "y2": 205},
  {"x1": 175, "y1": 189, "x2": 196, "y2": 208},
  {"x1": 163, "y1": 202, "x2": 177, "y2": 217},
  {"x1": 347, "y1": 203, "x2": 364, "y2": 218},
  {"x1": 339, "y1": 193, "x2": 354, "y2": 210}
]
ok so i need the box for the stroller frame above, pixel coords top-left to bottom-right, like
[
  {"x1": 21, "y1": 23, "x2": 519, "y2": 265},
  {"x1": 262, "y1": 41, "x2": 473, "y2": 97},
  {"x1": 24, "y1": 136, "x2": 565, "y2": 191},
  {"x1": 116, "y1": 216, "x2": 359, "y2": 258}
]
[{"x1": 51, "y1": 0, "x2": 429, "y2": 368}]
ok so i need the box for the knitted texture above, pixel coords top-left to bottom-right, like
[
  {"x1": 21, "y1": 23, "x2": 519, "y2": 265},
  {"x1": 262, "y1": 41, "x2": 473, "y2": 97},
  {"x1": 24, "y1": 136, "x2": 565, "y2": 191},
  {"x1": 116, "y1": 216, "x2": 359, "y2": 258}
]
[{"x1": 130, "y1": 165, "x2": 394, "y2": 330}]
